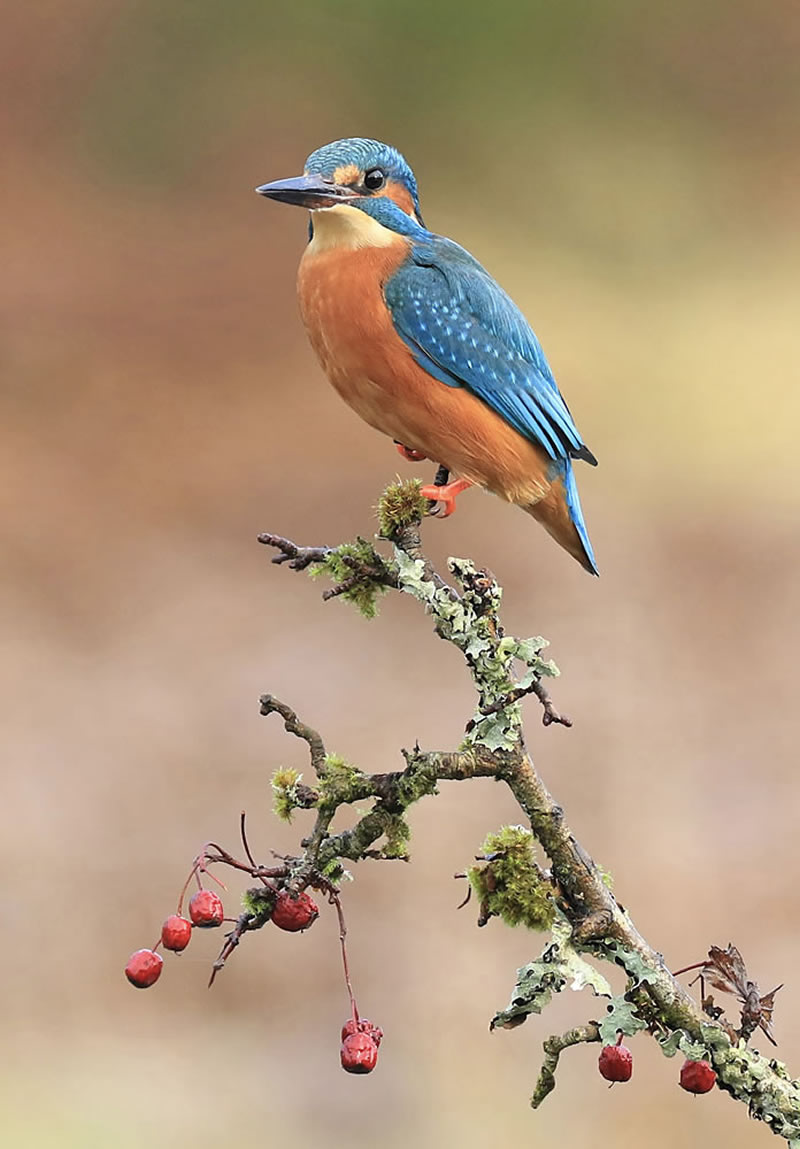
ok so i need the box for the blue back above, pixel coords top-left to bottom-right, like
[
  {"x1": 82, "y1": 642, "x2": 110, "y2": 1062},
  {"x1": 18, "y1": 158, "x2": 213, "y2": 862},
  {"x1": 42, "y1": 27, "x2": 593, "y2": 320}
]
[
  {"x1": 383, "y1": 233, "x2": 598, "y2": 572},
  {"x1": 385, "y1": 236, "x2": 595, "y2": 465}
]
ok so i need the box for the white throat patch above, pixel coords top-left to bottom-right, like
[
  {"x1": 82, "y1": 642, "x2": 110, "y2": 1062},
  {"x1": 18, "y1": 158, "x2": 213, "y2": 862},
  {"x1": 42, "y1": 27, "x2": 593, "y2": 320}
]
[{"x1": 307, "y1": 204, "x2": 402, "y2": 253}]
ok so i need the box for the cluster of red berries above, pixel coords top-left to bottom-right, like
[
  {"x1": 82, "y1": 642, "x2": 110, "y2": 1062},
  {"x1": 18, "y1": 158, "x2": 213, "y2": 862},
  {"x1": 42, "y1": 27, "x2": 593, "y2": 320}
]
[
  {"x1": 125, "y1": 888, "x2": 318, "y2": 989},
  {"x1": 598, "y1": 1033, "x2": 716, "y2": 1095},
  {"x1": 125, "y1": 861, "x2": 382, "y2": 1075}
]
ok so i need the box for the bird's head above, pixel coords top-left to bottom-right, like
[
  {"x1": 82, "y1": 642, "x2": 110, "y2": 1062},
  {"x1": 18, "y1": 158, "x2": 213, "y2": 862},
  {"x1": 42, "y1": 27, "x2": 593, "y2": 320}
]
[{"x1": 256, "y1": 138, "x2": 424, "y2": 241}]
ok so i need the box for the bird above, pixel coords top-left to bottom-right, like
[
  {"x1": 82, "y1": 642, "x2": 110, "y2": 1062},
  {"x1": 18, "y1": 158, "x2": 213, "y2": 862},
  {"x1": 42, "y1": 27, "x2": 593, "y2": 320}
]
[{"x1": 256, "y1": 138, "x2": 598, "y2": 574}]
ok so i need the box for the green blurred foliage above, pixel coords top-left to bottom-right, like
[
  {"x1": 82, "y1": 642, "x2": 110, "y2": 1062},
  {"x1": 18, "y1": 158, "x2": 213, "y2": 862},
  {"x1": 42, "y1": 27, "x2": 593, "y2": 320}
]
[{"x1": 82, "y1": 0, "x2": 800, "y2": 195}]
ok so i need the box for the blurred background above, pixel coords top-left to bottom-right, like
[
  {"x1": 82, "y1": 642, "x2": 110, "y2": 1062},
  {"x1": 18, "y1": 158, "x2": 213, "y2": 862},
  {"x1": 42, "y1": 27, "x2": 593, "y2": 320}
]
[{"x1": 2, "y1": 1, "x2": 799, "y2": 1146}]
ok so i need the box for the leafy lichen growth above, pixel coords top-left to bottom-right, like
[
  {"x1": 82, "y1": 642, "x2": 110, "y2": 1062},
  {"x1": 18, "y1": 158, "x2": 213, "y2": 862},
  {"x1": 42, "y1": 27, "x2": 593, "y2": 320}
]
[
  {"x1": 469, "y1": 825, "x2": 556, "y2": 930},
  {"x1": 491, "y1": 933, "x2": 569, "y2": 1030},
  {"x1": 310, "y1": 537, "x2": 390, "y2": 619},
  {"x1": 271, "y1": 766, "x2": 302, "y2": 823},
  {"x1": 504, "y1": 635, "x2": 560, "y2": 681},
  {"x1": 377, "y1": 478, "x2": 428, "y2": 538},
  {"x1": 491, "y1": 919, "x2": 611, "y2": 1030},
  {"x1": 598, "y1": 995, "x2": 648, "y2": 1044}
]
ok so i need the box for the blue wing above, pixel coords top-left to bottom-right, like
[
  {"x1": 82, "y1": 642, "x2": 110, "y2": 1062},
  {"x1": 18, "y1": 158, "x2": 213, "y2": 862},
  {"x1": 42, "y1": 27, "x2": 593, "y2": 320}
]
[{"x1": 384, "y1": 235, "x2": 597, "y2": 467}]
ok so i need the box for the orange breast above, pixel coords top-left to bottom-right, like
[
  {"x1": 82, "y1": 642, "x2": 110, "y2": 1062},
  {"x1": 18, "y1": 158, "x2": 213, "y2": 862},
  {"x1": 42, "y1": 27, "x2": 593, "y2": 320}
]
[{"x1": 297, "y1": 240, "x2": 553, "y2": 507}]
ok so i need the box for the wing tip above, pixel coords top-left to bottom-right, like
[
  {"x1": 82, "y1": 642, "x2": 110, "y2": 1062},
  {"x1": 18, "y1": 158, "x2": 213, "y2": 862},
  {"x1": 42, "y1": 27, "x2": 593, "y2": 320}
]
[{"x1": 572, "y1": 444, "x2": 598, "y2": 467}]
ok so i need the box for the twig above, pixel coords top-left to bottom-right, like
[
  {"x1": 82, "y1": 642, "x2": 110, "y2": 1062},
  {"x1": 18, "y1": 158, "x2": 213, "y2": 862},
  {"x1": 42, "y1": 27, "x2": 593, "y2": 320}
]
[
  {"x1": 468, "y1": 678, "x2": 572, "y2": 731},
  {"x1": 256, "y1": 533, "x2": 331, "y2": 570},
  {"x1": 531, "y1": 1023, "x2": 601, "y2": 1108},
  {"x1": 322, "y1": 574, "x2": 363, "y2": 601},
  {"x1": 529, "y1": 678, "x2": 572, "y2": 727},
  {"x1": 208, "y1": 912, "x2": 258, "y2": 988},
  {"x1": 259, "y1": 693, "x2": 327, "y2": 777},
  {"x1": 329, "y1": 889, "x2": 358, "y2": 1022},
  {"x1": 239, "y1": 812, "x2": 257, "y2": 870}
]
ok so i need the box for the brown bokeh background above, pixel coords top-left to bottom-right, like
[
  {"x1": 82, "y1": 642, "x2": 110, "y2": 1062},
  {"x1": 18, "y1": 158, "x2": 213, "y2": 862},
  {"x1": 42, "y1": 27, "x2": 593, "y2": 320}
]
[{"x1": 3, "y1": 3, "x2": 799, "y2": 1146}]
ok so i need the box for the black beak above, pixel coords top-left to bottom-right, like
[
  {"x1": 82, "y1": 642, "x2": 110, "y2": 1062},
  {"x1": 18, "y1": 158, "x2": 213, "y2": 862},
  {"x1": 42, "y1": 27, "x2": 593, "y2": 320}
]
[{"x1": 255, "y1": 174, "x2": 359, "y2": 209}]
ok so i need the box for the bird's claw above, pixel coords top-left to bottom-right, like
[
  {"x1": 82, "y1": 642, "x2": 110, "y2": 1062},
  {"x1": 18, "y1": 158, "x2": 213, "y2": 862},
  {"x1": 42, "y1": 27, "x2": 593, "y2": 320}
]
[{"x1": 419, "y1": 478, "x2": 473, "y2": 518}]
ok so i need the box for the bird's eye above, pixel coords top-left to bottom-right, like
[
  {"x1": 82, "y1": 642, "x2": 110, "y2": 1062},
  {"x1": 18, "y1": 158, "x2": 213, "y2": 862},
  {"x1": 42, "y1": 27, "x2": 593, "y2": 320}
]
[{"x1": 363, "y1": 167, "x2": 386, "y2": 192}]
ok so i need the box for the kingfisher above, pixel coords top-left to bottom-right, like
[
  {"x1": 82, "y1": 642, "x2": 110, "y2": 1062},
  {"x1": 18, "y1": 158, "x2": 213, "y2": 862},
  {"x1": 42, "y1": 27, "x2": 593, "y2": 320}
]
[{"x1": 256, "y1": 138, "x2": 598, "y2": 574}]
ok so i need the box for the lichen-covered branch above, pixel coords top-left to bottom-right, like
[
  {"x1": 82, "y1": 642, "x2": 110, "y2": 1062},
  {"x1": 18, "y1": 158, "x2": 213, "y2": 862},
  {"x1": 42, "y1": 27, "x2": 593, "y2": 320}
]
[
  {"x1": 259, "y1": 693, "x2": 327, "y2": 776},
  {"x1": 531, "y1": 1023, "x2": 601, "y2": 1108},
  {"x1": 255, "y1": 480, "x2": 800, "y2": 1144}
]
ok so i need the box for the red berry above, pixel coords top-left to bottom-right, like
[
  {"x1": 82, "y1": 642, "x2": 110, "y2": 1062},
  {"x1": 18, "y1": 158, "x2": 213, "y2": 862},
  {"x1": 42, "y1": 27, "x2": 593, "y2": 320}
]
[
  {"x1": 188, "y1": 890, "x2": 224, "y2": 928},
  {"x1": 271, "y1": 890, "x2": 319, "y2": 932},
  {"x1": 680, "y1": 1059, "x2": 716, "y2": 1094},
  {"x1": 341, "y1": 1031, "x2": 379, "y2": 1074},
  {"x1": 125, "y1": 948, "x2": 163, "y2": 988},
  {"x1": 341, "y1": 1018, "x2": 384, "y2": 1046},
  {"x1": 161, "y1": 915, "x2": 193, "y2": 952},
  {"x1": 598, "y1": 1037, "x2": 633, "y2": 1083}
]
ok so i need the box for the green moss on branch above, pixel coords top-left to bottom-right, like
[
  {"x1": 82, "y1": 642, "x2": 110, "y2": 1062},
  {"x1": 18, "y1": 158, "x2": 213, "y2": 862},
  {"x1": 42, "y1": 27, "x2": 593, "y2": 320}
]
[
  {"x1": 377, "y1": 479, "x2": 429, "y2": 538},
  {"x1": 468, "y1": 826, "x2": 556, "y2": 930}
]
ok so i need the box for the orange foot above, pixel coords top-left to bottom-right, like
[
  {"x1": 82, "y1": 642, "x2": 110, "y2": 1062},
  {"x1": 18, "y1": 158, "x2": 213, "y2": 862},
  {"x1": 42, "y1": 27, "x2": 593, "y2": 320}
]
[
  {"x1": 394, "y1": 441, "x2": 428, "y2": 463},
  {"x1": 420, "y1": 478, "x2": 474, "y2": 517}
]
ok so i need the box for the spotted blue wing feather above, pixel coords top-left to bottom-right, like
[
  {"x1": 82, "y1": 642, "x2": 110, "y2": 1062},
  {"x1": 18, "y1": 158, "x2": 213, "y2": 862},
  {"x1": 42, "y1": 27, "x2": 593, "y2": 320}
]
[{"x1": 384, "y1": 236, "x2": 597, "y2": 467}]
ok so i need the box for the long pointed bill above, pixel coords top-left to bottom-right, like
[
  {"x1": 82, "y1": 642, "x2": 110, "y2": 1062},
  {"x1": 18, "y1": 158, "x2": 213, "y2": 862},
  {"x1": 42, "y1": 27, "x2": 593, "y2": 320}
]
[{"x1": 255, "y1": 174, "x2": 359, "y2": 209}]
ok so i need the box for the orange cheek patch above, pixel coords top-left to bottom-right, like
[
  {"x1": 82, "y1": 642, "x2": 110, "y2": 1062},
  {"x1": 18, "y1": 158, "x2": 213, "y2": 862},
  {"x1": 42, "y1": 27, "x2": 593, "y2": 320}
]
[{"x1": 379, "y1": 180, "x2": 418, "y2": 220}]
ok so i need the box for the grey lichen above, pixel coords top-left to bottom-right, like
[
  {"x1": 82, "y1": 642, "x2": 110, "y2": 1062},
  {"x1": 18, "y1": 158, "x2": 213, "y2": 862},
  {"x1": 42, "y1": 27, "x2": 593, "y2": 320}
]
[
  {"x1": 393, "y1": 551, "x2": 524, "y2": 750},
  {"x1": 503, "y1": 635, "x2": 560, "y2": 681},
  {"x1": 661, "y1": 1025, "x2": 800, "y2": 1141},
  {"x1": 597, "y1": 996, "x2": 648, "y2": 1045},
  {"x1": 490, "y1": 920, "x2": 611, "y2": 1030},
  {"x1": 490, "y1": 948, "x2": 569, "y2": 1031}
]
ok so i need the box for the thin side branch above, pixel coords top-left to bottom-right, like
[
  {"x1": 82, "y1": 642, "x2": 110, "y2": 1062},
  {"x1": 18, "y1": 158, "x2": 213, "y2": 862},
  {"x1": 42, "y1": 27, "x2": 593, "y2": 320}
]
[
  {"x1": 531, "y1": 1023, "x2": 601, "y2": 1108},
  {"x1": 259, "y1": 693, "x2": 327, "y2": 777},
  {"x1": 472, "y1": 677, "x2": 572, "y2": 729},
  {"x1": 257, "y1": 533, "x2": 331, "y2": 570},
  {"x1": 529, "y1": 678, "x2": 573, "y2": 727}
]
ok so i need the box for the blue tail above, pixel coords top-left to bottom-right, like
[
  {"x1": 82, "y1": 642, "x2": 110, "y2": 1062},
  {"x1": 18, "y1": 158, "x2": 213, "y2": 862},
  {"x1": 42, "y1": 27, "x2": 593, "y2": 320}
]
[{"x1": 564, "y1": 462, "x2": 598, "y2": 576}]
